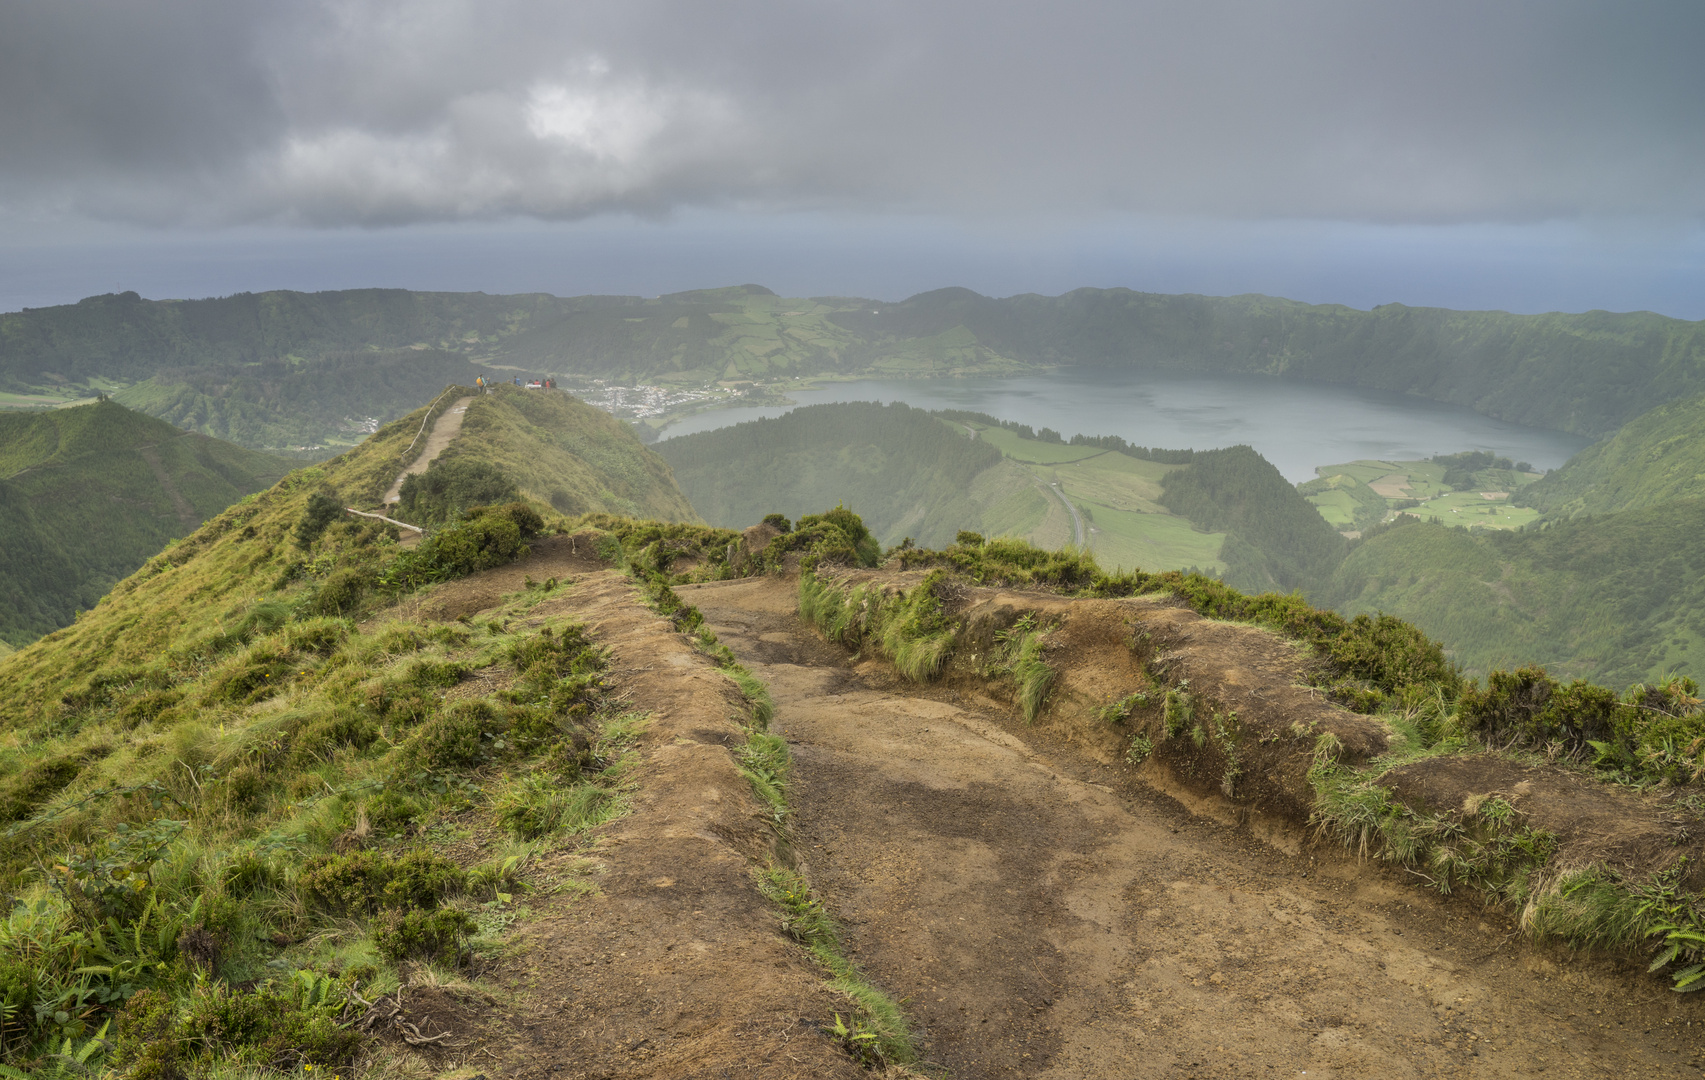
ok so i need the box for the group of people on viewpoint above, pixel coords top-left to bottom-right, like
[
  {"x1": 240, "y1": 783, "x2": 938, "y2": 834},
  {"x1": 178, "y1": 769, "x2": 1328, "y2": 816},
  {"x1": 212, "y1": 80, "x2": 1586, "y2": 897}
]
[{"x1": 475, "y1": 375, "x2": 556, "y2": 391}]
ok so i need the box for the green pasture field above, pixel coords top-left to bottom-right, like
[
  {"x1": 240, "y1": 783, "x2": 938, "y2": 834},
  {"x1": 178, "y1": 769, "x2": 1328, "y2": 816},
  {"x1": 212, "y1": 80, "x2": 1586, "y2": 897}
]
[
  {"x1": 968, "y1": 460, "x2": 1067, "y2": 547},
  {"x1": 1306, "y1": 487, "x2": 1363, "y2": 529},
  {"x1": 1406, "y1": 490, "x2": 1541, "y2": 530},
  {"x1": 1076, "y1": 500, "x2": 1225, "y2": 574},
  {"x1": 1304, "y1": 458, "x2": 1542, "y2": 533},
  {"x1": 968, "y1": 424, "x2": 1224, "y2": 573}
]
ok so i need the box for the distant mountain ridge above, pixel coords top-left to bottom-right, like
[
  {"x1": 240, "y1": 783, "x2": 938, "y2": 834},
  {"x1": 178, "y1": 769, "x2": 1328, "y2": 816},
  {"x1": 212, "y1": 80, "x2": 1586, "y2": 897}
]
[{"x1": 6, "y1": 286, "x2": 1704, "y2": 440}]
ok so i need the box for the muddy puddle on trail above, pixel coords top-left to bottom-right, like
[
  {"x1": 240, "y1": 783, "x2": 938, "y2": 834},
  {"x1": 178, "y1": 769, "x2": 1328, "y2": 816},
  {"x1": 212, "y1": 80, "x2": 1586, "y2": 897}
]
[{"x1": 680, "y1": 576, "x2": 1704, "y2": 1080}]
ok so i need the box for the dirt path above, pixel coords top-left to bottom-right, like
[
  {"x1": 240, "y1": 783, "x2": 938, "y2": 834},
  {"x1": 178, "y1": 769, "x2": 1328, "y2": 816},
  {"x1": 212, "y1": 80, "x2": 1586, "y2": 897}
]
[
  {"x1": 383, "y1": 395, "x2": 473, "y2": 504},
  {"x1": 681, "y1": 575, "x2": 1704, "y2": 1080},
  {"x1": 393, "y1": 551, "x2": 872, "y2": 1079}
]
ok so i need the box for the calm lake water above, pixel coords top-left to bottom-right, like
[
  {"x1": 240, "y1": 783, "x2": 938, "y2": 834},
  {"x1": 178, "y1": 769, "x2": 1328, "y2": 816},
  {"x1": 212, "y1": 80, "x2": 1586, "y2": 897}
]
[{"x1": 657, "y1": 371, "x2": 1592, "y2": 482}]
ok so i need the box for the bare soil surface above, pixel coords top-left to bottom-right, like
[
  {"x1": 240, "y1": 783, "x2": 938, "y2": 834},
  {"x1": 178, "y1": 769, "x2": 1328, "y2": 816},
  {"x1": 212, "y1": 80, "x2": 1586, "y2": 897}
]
[
  {"x1": 679, "y1": 574, "x2": 1705, "y2": 1080},
  {"x1": 383, "y1": 396, "x2": 473, "y2": 505}
]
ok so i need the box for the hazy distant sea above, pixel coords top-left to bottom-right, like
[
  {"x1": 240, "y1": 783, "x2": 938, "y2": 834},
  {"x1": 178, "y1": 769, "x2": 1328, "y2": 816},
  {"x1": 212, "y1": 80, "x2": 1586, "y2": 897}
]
[{"x1": 656, "y1": 371, "x2": 1590, "y2": 481}]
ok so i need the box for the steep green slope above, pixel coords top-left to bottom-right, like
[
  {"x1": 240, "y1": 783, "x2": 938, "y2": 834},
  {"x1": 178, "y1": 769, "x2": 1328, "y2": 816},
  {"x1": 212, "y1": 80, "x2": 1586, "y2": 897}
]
[
  {"x1": 658, "y1": 402, "x2": 1000, "y2": 547},
  {"x1": 1326, "y1": 506, "x2": 1705, "y2": 684},
  {"x1": 658, "y1": 403, "x2": 1335, "y2": 584},
  {"x1": 0, "y1": 400, "x2": 290, "y2": 646},
  {"x1": 436, "y1": 387, "x2": 699, "y2": 522},
  {"x1": 1513, "y1": 391, "x2": 1705, "y2": 518}
]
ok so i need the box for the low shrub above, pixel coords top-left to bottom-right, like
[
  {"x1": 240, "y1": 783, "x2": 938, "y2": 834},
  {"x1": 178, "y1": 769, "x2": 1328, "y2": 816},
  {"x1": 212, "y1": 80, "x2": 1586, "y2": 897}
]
[
  {"x1": 288, "y1": 709, "x2": 380, "y2": 766},
  {"x1": 305, "y1": 567, "x2": 368, "y2": 617},
  {"x1": 406, "y1": 657, "x2": 470, "y2": 691},
  {"x1": 391, "y1": 701, "x2": 510, "y2": 778},
  {"x1": 798, "y1": 569, "x2": 958, "y2": 682},
  {"x1": 378, "y1": 503, "x2": 544, "y2": 592},
  {"x1": 297, "y1": 849, "x2": 466, "y2": 916},
  {"x1": 736, "y1": 732, "x2": 790, "y2": 822},
  {"x1": 374, "y1": 908, "x2": 478, "y2": 964},
  {"x1": 993, "y1": 614, "x2": 1055, "y2": 723}
]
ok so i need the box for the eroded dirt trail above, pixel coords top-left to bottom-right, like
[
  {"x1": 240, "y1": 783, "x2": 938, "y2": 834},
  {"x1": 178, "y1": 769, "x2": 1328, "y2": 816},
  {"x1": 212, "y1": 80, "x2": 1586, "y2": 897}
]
[
  {"x1": 681, "y1": 576, "x2": 1703, "y2": 1080},
  {"x1": 383, "y1": 394, "x2": 473, "y2": 504}
]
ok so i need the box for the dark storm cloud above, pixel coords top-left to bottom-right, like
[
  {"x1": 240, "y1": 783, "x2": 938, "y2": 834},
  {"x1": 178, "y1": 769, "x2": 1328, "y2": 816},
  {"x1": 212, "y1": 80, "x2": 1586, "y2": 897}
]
[{"x1": 3, "y1": 0, "x2": 1702, "y2": 226}]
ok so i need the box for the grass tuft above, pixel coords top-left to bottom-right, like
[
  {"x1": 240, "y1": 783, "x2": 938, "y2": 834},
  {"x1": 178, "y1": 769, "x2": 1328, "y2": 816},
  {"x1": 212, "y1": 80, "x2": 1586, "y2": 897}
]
[{"x1": 756, "y1": 866, "x2": 918, "y2": 1065}]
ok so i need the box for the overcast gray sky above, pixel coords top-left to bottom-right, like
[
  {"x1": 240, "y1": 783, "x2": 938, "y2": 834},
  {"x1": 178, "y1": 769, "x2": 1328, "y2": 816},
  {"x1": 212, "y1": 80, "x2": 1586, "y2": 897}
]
[{"x1": 3, "y1": 0, "x2": 1703, "y2": 315}]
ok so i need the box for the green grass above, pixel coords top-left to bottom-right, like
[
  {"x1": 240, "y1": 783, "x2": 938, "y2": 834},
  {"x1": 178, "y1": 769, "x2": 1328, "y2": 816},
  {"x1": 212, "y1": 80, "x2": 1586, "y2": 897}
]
[
  {"x1": 802, "y1": 568, "x2": 960, "y2": 682},
  {"x1": 0, "y1": 390, "x2": 723, "y2": 1072},
  {"x1": 991, "y1": 614, "x2": 1056, "y2": 723},
  {"x1": 436, "y1": 385, "x2": 700, "y2": 523},
  {"x1": 0, "y1": 570, "x2": 631, "y2": 1073},
  {"x1": 755, "y1": 866, "x2": 918, "y2": 1066},
  {"x1": 1305, "y1": 726, "x2": 1705, "y2": 993}
]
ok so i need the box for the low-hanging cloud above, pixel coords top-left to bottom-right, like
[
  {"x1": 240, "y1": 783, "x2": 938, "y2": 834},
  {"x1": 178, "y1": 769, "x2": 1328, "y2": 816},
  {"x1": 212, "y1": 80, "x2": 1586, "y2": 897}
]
[{"x1": 3, "y1": 0, "x2": 1702, "y2": 228}]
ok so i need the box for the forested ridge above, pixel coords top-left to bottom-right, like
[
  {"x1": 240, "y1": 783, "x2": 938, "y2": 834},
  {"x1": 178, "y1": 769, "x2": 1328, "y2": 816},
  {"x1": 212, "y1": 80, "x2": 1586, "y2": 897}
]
[
  {"x1": 1155, "y1": 445, "x2": 1347, "y2": 594},
  {"x1": 1511, "y1": 389, "x2": 1705, "y2": 518}
]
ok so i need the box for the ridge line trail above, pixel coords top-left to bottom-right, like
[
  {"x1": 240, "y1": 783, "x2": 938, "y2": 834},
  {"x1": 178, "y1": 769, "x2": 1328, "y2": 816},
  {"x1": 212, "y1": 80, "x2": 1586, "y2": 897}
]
[
  {"x1": 383, "y1": 395, "x2": 473, "y2": 504},
  {"x1": 680, "y1": 575, "x2": 1696, "y2": 1080}
]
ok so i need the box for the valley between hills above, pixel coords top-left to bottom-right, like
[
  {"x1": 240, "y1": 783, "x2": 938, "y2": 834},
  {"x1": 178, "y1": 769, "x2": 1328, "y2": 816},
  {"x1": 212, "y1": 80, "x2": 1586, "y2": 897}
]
[{"x1": 0, "y1": 285, "x2": 1703, "y2": 1078}]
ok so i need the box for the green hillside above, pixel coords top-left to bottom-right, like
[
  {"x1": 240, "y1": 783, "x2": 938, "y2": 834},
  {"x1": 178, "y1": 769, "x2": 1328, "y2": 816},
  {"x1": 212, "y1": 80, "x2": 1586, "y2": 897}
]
[
  {"x1": 0, "y1": 378, "x2": 726, "y2": 1075},
  {"x1": 9, "y1": 286, "x2": 1705, "y2": 439},
  {"x1": 1155, "y1": 444, "x2": 1346, "y2": 594},
  {"x1": 1512, "y1": 390, "x2": 1705, "y2": 518},
  {"x1": 1325, "y1": 503, "x2": 1705, "y2": 685},
  {"x1": 0, "y1": 400, "x2": 290, "y2": 646},
  {"x1": 658, "y1": 402, "x2": 1001, "y2": 547},
  {"x1": 657, "y1": 403, "x2": 1336, "y2": 585},
  {"x1": 434, "y1": 386, "x2": 700, "y2": 522}
]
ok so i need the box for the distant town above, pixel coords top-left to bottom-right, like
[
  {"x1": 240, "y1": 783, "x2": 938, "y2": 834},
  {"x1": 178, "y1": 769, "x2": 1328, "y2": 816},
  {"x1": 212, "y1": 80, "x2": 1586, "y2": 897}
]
[{"x1": 571, "y1": 382, "x2": 721, "y2": 419}]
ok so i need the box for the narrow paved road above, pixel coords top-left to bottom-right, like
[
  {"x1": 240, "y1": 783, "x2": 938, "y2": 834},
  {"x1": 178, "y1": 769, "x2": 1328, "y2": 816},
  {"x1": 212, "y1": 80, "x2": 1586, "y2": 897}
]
[
  {"x1": 1038, "y1": 470, "x2": 1088, "y2": 549},
  {"x1": 680, "y1": 574, "x2": 1700, "y2": 1080}
]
